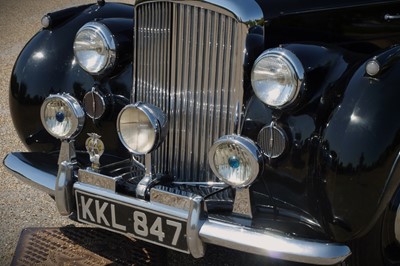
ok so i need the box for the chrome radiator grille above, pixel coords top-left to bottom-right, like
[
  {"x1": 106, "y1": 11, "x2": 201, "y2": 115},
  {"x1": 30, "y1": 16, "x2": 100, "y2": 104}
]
[{"x1": 135, "y1": 2, "x2": 244, "y2": 182}]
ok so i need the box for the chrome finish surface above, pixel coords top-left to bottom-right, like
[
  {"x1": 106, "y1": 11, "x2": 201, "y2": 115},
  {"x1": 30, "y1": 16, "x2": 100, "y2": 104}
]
[
  {"x1": 83, "y1": 89, "x2": 106, "y2": 120},
  {"x1": 58, "y1": 140, "x2": 77, "y2": 165},
  {"x1": 85, "y1": 133, "x2": 105, "y2": 171},
  {"x1": 3, "y1": 153, "x2": 56, "y2": 196},
  {"x1": 55, "y1": 161, "x2": 75, "y2": 216},
  {"x1": 117, "y1": 102, "x2": 168, "y2": 155},
  {"x1": 74, "y1": 22, "x2": 116, "y2": 75},
  {"x1": 150, "y1": 188, "x2": 192, "y2": 211},
  {"x1": 199, "y1": 220, "x2": 351, "y2": 265},
  {"x1": 40, "y1": 93, "x2": 85, "y2": 140},
  {"x1": 136, "y1": 153, "x2": 154, "y2": 198},
  {"x1": 396, "y1": 202, "x2": 400, "y2": 243},
  {"x1": 134, "y1": 0, "x2": 264, "y2": 24},
  {"x1": 258, "y1": 122, "x2": 287, "y2": 159},
  {"x1": 252, "y1": 48, "x2": 305, "y2": 109},
  {"x1": 136, "y1": 174, "x2": 152, "y2": 199},
  {"x1": 78, "y1": 169, "x2": 119, "y2": 191},
  {"x1": 73, "y1": 181, "x2": 351, "y2": 264},
  {"x1": 208, "y1": 135, "x2": 263, "y2": 187},
  {"x1": 187, "y1": 196, "x2": 206, "y2": 258},
  {"x1": 385, "y1": 14, "x2": 400, "y2": 21},
  {"x1": 232, "y1": 188, "x2": 253, "y2": 218},
  {"x1": 134, "y1": 1, "x2": 249, "y2": 182}
]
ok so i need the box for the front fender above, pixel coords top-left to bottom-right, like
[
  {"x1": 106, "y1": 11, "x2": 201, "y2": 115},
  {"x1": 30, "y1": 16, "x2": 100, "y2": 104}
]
[
  {"x1": 10, "y1": 2, "x2": 133, "y2": 157},
  {"x1": 320, "y1": 45, "x2": 400, "y2": 241}
]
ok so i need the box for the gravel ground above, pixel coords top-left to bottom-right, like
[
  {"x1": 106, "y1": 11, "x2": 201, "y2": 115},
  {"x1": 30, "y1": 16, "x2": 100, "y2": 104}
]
[{"x1": 0, "y1": 1, "x2": 129, "y2": 264}]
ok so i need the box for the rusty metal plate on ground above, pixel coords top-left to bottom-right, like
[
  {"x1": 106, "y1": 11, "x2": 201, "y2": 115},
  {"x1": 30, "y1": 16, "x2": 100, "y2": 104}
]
[
  {"x1": 11, "y1": 227, "x2": 300, "y2": 266},
  {"x1": 11, "y1": 227, "x2": 165, "y2": 265}
]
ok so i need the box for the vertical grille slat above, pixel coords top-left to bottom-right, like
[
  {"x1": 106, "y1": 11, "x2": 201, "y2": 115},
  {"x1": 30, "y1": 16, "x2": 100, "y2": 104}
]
[{"x1": 135, "y1": 2, "x2": 244, "y2": 182}]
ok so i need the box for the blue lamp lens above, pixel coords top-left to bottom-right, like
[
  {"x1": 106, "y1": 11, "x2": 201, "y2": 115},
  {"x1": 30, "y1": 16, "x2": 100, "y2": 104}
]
[
  {"x1": 56, "y1": 112, "x2": 65, "y2": 122},
  {"x1": 228, "y1": 156, "x2": 240, "y2": 169}
]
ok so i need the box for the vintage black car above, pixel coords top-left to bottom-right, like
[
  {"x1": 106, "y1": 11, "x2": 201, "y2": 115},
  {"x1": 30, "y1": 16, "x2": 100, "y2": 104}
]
[{"x1": 4, "y1": 0, "x2": 400, "y2": 265}]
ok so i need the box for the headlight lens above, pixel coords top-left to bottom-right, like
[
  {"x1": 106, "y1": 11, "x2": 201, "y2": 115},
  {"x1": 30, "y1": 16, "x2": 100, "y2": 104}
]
[
  {"x1": 73, "y1": 22, "x2": 116, "y2": 74},
  {"x1": 251, "y1": 48, "x2": 304, "y2": 108},
  {"x1": 208, "y1": 135, "x2": 263, "y2": 188},
  {"x1": 117, "y1": 103, "x2": 168, "y2": 155},
  {"x1": 40, "y1": 94, "x2": 85, "y2": 140}
]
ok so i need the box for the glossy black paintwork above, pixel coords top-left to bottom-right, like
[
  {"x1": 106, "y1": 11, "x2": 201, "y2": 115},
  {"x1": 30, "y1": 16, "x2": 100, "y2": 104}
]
[
  {"x1": 10, "y1": 3, "x2": 133, "y2": 159},
  {"x1": 8, "y1": 0, "x2": 400, "y2": 243},
  {"x1": 242, "y1": 44, "x2": 362, "y2": 238},
  {"x1": 257, "y1": 0, "x2": 399, "y2": 19},
  {"x1": 320, "y1": 46, "x2": 400, "y2": 241},
  {"x1": 240, "y1": 0, "x2": 400, "y2": 241}
]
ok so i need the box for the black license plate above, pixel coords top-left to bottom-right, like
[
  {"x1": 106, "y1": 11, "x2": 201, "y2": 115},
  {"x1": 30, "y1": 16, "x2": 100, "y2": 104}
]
[{"x1": 75, "y1": 190, "x2": 188, "y2": 253}]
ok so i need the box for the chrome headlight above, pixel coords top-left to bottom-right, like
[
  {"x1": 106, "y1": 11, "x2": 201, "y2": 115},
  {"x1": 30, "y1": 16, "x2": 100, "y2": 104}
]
[
  {"x1": 40, "y1": 94, "x2": 85, "y2": 140},
  {"x1": 73, "y1": 22, "x2": 116, "y2": 74},
  {"x1": 251, "y1": 48, "x2": 304, "y2": 108},
  {"x1": 208, "y1": 135, "x2": 263, "y2": 188},
  {"x1": 117, "y1": 103, "x2": 168, "y2": 155}
]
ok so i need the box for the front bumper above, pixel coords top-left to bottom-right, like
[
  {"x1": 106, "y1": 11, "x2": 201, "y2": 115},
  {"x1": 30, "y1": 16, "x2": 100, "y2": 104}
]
[{"x1": 4, "y1": 152, "x2": 351, "y2": 265}]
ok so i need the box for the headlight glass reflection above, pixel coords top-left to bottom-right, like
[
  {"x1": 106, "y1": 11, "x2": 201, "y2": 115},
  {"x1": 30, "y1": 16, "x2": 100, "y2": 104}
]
[
  {"x1": 251, "y1": 48, "x2": 304, "y2": 108},
  {"x1": 40, "y1": 94, "x2": 85, "y2": 140},
  {"x1": 73, "y1": 22, "x2": 116, "y2": 74},
  {"x1": 117, "y1": 103, "x2": 168, "y2": 155},
  {"x1": 209, "y1": 136, "x2": 262, "y2": 188}
]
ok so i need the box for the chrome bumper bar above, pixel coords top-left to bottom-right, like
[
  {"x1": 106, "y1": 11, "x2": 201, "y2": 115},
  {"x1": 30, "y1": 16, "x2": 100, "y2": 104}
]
[{"x1": 3, "y1": 152, "x2": 351, "y2": 265}]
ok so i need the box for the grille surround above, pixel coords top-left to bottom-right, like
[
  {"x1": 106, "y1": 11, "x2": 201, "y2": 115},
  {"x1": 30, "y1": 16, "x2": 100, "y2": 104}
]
[{"x1": 133, "y1": 1, "x2": 248, "y2": 182}]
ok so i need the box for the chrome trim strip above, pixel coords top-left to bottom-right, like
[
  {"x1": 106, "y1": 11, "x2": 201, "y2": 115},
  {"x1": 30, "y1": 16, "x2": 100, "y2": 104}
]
[
  {"x1": 3, "y1": 153, "x2": 56, "y2": 197},
  {"x1": 58, "y1": 140, "x2": 77, "y2": 165},
  {"x1": 187, "y1": 195, "x2": 206, "y2": 258},
  {"x1": 134, "y1": 0, "x2": 264, "y2": 25},
  {"x1": 55, "y1": 161, "x2": 75, "y2": 216},
  {"x1": 151, "y1": 188, "x2": 192, "y2": 211},
  {"x1": 5, "y1": 153, "x2": 351, "y2": 265},
  {"x1": 78, "y1": 169, "x2": 119, "y2": 191},
  {"x1": 76, "y1": 182, "x2": 350, "y2": 265},
  {"x1": 199, "y1": 219, "x2": 351, "y2": 265}
]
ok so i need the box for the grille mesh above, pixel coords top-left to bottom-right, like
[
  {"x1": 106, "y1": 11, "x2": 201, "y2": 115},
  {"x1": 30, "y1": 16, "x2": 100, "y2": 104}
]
[
  {"x1": 135, "y1": 2, "x2": 244, "y2": 182},
  {"x1": 257, "y1": 124, "x2": 287, "y2": 159}
]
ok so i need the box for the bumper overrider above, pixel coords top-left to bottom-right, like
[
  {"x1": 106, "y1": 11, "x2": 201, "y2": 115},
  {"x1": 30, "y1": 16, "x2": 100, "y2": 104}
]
[{"x1": 4, "y1": 152, "x2": 351, "y2": 265}]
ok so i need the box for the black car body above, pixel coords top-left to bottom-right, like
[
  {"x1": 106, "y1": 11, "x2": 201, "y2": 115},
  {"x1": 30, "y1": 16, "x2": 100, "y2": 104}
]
[{"x1": 4, "y1": 0, "x2": 400, "y2": 264}]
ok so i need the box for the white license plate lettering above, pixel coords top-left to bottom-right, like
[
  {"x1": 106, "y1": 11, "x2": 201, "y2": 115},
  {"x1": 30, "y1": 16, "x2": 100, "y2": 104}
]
[
  {"x1": 76, "y1": 191, "x2": 188, "y2": 252},
  {"x1": 166, "y1": 220, "x2": 182, "y2": 246}
]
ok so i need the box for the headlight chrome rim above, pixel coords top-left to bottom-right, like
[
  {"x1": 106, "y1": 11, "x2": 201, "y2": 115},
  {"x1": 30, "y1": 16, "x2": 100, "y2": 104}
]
[
  {"x1": 208, "y1": 135, "x2": 263, "y2": 188},
  {"x1": 73, "y1": 21, "x2": 116, "y2": 75},
  {"x1": 251, "y1": 47, "x2": 305, "y2": 109},
  {"x1": 40, "y1": 94, "x2": 85, "y2": 140},
  {"x1": 117, "y1": 102, "x2": 168, "y2": 155}
]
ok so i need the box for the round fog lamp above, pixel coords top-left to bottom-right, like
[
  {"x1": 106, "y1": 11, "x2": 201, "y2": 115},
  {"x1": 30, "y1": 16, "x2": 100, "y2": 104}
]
[
  {"x1": 117, "y1": 102, "x2": 168, "y2": 155},
  {"x1": 208, "y1": 135, "x2": 263, "y2": 188},
  {"x1": 40, "y1": 94, "x2": 85, "y2": 140}
]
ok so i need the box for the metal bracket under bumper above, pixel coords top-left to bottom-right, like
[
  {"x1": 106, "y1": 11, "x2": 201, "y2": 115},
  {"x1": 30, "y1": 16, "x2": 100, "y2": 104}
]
[{"x1": 3, "y1": 152, "x2": 351, "y2": 265}]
